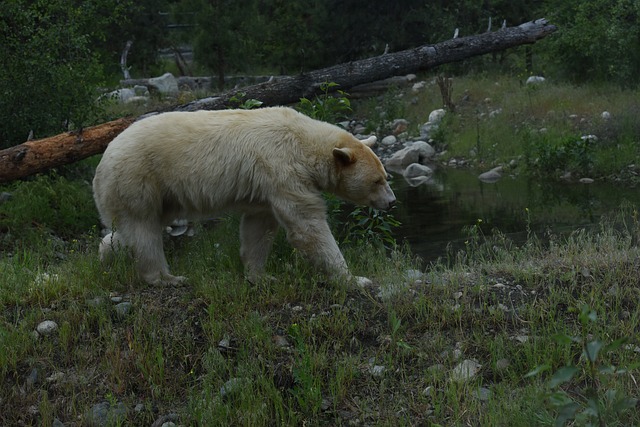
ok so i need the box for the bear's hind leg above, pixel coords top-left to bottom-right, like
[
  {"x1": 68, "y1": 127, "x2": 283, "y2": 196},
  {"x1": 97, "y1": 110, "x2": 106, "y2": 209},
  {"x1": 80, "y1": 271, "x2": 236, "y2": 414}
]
[
  {"x1": 122, "y1": 219, "x2": 186, "y2": 285},
  {"x1": 240, "y1": 212, "x2": 279, "y2": 283}
]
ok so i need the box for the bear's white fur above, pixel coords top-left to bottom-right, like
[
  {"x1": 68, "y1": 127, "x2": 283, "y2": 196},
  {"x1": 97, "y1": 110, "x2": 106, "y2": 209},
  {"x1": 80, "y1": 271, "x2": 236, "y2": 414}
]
[{"x1": 93, "y1": 107, "x2": 396, "y2": 285}]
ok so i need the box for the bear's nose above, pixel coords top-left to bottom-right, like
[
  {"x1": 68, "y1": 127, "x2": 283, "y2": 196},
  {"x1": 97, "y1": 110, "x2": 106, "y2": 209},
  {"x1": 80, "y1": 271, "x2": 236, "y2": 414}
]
[{"x1": 388, "y1": 198, "x2": 396, "y2": 209}]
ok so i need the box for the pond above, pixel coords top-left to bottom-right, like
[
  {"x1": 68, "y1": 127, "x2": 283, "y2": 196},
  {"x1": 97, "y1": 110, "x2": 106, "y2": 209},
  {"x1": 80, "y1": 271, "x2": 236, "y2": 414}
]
[{"x1": 389, "y1": 169, "x2": 640, "y2": 263}]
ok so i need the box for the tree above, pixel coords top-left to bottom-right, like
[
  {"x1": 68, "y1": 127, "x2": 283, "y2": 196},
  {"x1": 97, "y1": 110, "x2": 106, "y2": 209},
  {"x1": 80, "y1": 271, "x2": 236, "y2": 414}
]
[
  {"x1": 0, "y1": 18, "x2": 557, "y2": 182},
  {"x1": 0, "y1": 0, "x2": 129, "y2": 148},
  {"x1": 541, "y1": 0, "x2": 640, "y2": 86}
]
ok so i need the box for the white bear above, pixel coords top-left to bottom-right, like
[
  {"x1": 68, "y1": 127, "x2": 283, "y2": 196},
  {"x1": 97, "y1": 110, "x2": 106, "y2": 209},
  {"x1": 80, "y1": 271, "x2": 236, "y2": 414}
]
[{"x1": 93, "y1": 106, "x2": 396, "y2": 285}]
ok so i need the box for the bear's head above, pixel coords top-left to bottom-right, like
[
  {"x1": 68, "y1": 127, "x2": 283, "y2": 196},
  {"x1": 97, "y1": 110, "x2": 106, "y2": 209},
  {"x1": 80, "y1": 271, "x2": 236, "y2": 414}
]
[{"x1": 333, "y1": 135, "x2": 396, "y2": 211}]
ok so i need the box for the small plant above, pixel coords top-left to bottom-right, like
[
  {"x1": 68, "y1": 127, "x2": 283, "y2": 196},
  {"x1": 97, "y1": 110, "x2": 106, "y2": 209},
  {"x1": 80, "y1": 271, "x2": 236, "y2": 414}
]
[
  {"x1": 297, "y1": 82, "x2": 351, "y2": 123},
  {"x1": 228, "y1": 92, "x2": 263, "y2": 109},
  {"x1": 526, "y1": 305, "x2": 639, "y2": 426},
  {"x1": 342, "y1": 206, "x2": 400, "y2": 250}
]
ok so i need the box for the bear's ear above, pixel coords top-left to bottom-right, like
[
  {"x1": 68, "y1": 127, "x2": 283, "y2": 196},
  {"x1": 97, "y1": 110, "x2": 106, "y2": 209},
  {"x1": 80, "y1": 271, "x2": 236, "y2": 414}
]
[
  {"x1": 333, "y1": 147, "x2": 356, "y2": 165},
  {"x1": 359, "y1": 136, "x2": 377, "y2": 147}
]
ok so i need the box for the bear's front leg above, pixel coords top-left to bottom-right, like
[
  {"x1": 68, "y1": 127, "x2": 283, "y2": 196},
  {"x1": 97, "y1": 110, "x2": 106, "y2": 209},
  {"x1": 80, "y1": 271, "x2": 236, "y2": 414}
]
[
  {"x1": 273, "y1": 206, "x2": 365, "y2": 284},
  {"x1": 239, "y1": 211, "x2": 280, "y2": 283},
  {"x1": 120, "y1": 219, "x2": 186, "y2": 286}
]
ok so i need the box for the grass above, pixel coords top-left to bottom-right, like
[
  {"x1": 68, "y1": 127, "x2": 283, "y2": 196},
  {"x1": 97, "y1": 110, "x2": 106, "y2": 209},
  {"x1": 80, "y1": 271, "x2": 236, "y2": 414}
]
[
  {"x1": 1, "y1": 76, "x2": 640, "y2": 425},
  {"x1": 355, "y1": 74, "x2": 640, "y2": 180},
  {"x1": 1, "y1": 171, "x2": 639, "y2": 426}
]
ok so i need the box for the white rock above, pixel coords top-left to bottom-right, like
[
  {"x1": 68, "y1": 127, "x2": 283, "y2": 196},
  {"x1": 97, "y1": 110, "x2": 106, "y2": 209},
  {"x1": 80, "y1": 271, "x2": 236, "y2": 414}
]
[
  {"x1": 381, "y1": 135, "x2": 397, "y2": 146},
  {"x1": 478, "y1": 166, "x2": 503, "y2": 183},
  {"x1": 601, "y1": 111, "x2": 611, "y2": 120},
  {"x1": 450, "y1": 359, "x2": 481, "y2": 382},
  {"x1": 526, "y1": 76, "x2": 546, "y2": 85},
  {"x1": 412, "y1": 81, "x2": 426, "y2": 92},
  {"x1": 403, "y1": 163, "x2": 434, "y2": 179},
  {"x1": 579, "y1": 177, "x2": 594, "y2": 184},
  {"x1": 370, "y1": 365, "x2": 386, "y2": 377},
  {"x1": 409, "y1": 140, "x2": 436, "y2": 161},
  {"x1": 428, "y1": 109, "x2": 446, "y2": 124},
  {"x1": 36, "y1": 320, "x2": 58, "y2": 336},
  {"x1": 148, "y1": 72, "x2": 179, "y2": 95}
]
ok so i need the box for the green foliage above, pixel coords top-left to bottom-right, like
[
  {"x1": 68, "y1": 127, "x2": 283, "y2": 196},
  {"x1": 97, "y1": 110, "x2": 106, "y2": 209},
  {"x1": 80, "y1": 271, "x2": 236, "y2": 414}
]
[
  {"x1": 523, "y1": 133, "x2": 595, "y2": 177},
  {"x1": 228, "y1": 92, "x2": 263, "y2": 110},
  {"x1": 0, "y1": 0, "x2": 121, "y2": 147},
  {"x1": 541, "y1": 0, "x2": 640, "y2": 87},
  {"x1": 0, "y1": 173, "x2": 97, "y2": 251},
  {"x1": 526, "y1": 305, "x2": 639, "y2": 426},
  {"x1": 342, "y1": 206, "x2": 401, "y2": 250},
  {"x1": 297, "y1": 82, "x2": 352, "y2": 124}
]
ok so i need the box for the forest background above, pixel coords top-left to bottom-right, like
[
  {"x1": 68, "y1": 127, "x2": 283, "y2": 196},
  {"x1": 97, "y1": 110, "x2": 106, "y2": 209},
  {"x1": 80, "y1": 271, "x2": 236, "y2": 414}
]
[{"x1": 1, "y1": 0, "x2": 639, "y2": 149}]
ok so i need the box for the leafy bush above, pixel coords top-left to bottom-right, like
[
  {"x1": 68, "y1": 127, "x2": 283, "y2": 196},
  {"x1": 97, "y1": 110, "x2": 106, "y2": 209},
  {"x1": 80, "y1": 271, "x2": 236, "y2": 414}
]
[
  {"x1": 526, "y1": 305, "x2": 639, "y2": 426},
  {"x1": 297, "y1": 82, "x2": 352, "y2": 124},
  {"x1": 0, "y1": 0, "x2": 125, "y2": 148}
]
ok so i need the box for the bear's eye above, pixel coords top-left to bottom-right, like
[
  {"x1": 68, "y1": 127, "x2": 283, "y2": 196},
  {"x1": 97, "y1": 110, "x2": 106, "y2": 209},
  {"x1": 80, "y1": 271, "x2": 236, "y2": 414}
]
[{"x1": 374, "y1": 178, "x2": 384, "y2": 185}]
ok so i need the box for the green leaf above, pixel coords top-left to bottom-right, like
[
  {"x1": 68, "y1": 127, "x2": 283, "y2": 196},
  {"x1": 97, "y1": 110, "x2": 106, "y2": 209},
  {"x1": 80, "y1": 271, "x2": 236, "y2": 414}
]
[
  {"x1": 613, "y1": 396, "x2": 638, "y2": 412},
  {"x1": 548, "y1": 391, "x2": 574, "y2": 407},
  {"x1": 555, "y1": 402, "x2": 580, "y2": 427},
  {"x1": 549, "y1": 366, "x2": 579, "y2": 388},
  {"x1": 524, "y1": 364, "x2": 551, "y2": 378},
  {"x1": 584, "y1": 340, "x2": 604, "y2": 362},
  {"x1": 552, "y1": 333, "x2": 579, "y2": 345},
  {"x1": 603, "y1": 336, "x2": 628, "y2": 353}
]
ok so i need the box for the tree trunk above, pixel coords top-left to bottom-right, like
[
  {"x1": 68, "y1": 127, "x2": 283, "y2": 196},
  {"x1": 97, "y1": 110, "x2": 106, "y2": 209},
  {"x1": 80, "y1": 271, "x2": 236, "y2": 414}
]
[
  {"x1": 0, "y1": 18, "x2": 556, "y2": 183},
  {"x1": 0, "y1": 118, "x2": 135, "y2": 183}
]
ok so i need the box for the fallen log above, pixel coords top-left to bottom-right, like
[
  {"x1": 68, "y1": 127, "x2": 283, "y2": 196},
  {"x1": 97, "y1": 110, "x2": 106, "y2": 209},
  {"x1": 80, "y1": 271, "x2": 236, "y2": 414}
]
[{"x1": 0, "y1": 19, "x2": 556, "y2": 183}]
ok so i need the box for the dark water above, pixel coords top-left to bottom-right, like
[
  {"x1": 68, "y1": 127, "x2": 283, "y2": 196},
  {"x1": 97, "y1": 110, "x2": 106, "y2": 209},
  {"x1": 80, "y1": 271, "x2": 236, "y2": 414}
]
[{"x1": 390, "y1": 169, "x2": 640, "y2": 263}]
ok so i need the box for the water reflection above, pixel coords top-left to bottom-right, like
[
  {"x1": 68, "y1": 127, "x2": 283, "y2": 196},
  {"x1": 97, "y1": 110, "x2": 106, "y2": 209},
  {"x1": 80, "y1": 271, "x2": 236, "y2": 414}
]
[{"x1": 391, "y1": 169, "x2": 640, "y2": 263}]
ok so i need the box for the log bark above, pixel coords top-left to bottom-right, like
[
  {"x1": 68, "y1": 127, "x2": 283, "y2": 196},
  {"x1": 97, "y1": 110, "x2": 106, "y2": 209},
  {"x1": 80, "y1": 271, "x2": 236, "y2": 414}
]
[
  {"x1": 0, "y1": 118, "x2": 135, "y2": 183},
  {"x1": 0, "y1": 18, "x2": 556, "y2": 183}
]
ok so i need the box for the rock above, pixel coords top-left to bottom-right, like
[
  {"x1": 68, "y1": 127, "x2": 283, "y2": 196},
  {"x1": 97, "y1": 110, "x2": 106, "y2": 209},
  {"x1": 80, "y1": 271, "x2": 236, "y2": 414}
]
[
  {"x1": 148, "y1": 72, "x2": 179, "y2": 95},
  {"x1": 220, "y1": 377, "x2": 248, "y2": 398},
  {"x1": 412, "y1": 81, "x2": 426, "y2": 92},
  {"x1": 495, "y1": 358, "x2": 510, "y2": 371},
  {"x1": 26, "y1": 368, "x2": 39, "y2": 388},
  {"x1": 581, "y1": 134, "x2": 598, "y2": 142},
  {"x1": 381, "y1": 135, "x2": 397, "y2": 146},
  {"x1": 526, "y1": 76, "x2": 546, "y2": 85},
  {"x1": 370, "y1": 365, "x2": 386, "y2": 377},
  {"x1": 404, "y1": 269, "x2": 424, "y2": 282},
  {"x1": 273, "y1": 335, "x2": 290, "y2": 347},
  {"x1": 106, "y1": 88, "x2": 135, "y2": 103},
  {"x1": 114, "y1": 302, "x2": 132, "y2": 317},
  {"x1": 601, "y1": 111, "x2": 611, "y2": 120},
  {"x1": 419, "y1": 122, "x2": 439, "y2": 139},
  {"x1": 403, "y1": 163, "x2": 433, "y2": 179},
  {"x1": 133, "y1": 85, "x2": 150, "y2": 96},
  {"x1": 428, "y1": 109, "x2": 446, "y2": 124},
  {"x1": 385, "y1": 147, "x2": 419, "y2": 170},
  {"x1": 36, "y1": 320, "x2": 58, "y2": 336},
  {"x1": 473, "y1": 386, "x2": 492, "y2": 401},
  {"x1": 450, "y1": 359, "x2": 481, "y2": 382},
  {"x1": 110, "y1": 296, "x2": 123, "y2": 303},
  {"x1": 0, "y1": 192, "x2": 12, "y2": 204},
  {"x1": 391, "y1": 119, "x2": 409, "y2": 135},
  {"x1": 408, "y1": 140, "x2": 436, "y2": 161},
  {"x1": 86, "y1": 297, "x2": 104, "y2": 307},
  {"x1": 85, "y1": 401, "x2": 126, "y2": 427},
  {"x1": 478, "y1": 166, "x2": 503, "y2": 183},
  {"x1": 52, "y1": 418, "x2": 66, "y2": 427},
  {"x1": 579, "y1": 177, "x2": 594, "y2": 184}
]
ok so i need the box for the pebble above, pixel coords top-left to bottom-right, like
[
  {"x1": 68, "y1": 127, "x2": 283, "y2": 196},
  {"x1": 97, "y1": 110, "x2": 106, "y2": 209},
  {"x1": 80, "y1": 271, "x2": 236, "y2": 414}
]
[
  {"x1": 85, "y1": 401, "x2": 126, "y2": 427},
  {"x1": 114, "y1": 302, "x2": 132, "y2": 317},
  {"x1": 220, "y1": 377, "x2": 248, "y2": 398},
  {"x1": 381, "y1": 135, "x2": 397, "y2": 146},
  {"x1": 450, "y1": 359, "x2": 481, "y2": 382},
  {"x1": 36, "y1": 320, "x2": 58, "y2": 336},
  {"x1": 0, "y1": 192, "x2": 12, "y2": 203},
  {"x1": 473, "y1": 386, "x2": 492, "y2": 401},
  {"x1": 370, "y1": 365, "x2": 386, "y2": 377},
  {"x1": 495, "y1": 358, "x2": 510, "y2": 371}
]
